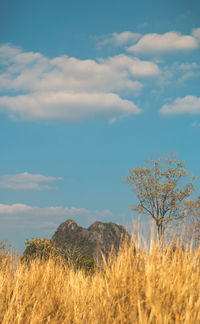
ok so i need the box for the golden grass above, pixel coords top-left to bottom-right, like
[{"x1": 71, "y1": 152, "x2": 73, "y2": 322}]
[{"x1": 0, "y1": 239, "x2": 200, "y2": 324}]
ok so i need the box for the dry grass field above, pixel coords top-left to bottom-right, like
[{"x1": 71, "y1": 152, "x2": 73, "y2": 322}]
[{"x1": 0, "y1": 237, "x2": 200, "y2": 324}]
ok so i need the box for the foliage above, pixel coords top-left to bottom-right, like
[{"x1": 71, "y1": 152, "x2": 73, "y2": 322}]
[
  {"x1": 75, "y1": 254, "x2": 96, "y2": 274},
  {"x1": 125, "y1": 154, "x2": 194, "y2": 240},
  {"x1": 21, "y1": 238, "x2": 66, "y2": 264},
  {"x1": 21, "y1": 238, "x2": 96, "y2": 273}
]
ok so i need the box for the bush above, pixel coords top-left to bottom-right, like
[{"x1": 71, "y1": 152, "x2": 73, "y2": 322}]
[
  {"x1": 21, "y1": 239, "x2": 96, "y2": 274},
  {"x1": 76, "y1": 254, "x2": 96, "y2": 274},
  {"x1": 21, "y1": 238, "x2": 66, "y2": 264}
]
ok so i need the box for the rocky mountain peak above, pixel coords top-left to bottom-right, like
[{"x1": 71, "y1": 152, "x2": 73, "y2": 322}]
[
  {"x1": 58, "y1": 219, "x2": 78, "y2": 231},
  {"x1": 52, "y1": 219, "x2": 130, "y2": 263}
]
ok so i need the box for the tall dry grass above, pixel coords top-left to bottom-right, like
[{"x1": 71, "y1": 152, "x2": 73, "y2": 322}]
[{"x1": 0, "y1": 238, "x2": 200, "y2": 323}]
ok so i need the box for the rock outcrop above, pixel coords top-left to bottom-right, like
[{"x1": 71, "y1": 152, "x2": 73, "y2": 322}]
[{"x1": 52, "y1": 219, "x2": 130, "y2": 263}]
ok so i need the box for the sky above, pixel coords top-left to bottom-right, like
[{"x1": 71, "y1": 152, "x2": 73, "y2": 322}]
[{"x1": 0, "y1": 0, "x2": 200, "y2": 254}]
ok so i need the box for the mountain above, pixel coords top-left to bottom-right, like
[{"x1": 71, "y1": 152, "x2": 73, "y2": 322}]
[{"x1": 52, "y1": 219, "x2": 131, "y2": 263}]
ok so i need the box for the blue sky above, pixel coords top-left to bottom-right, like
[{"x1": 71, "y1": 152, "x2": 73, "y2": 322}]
[{"x1": 0, "y1": 0, "x2": 200, "y2": 253}]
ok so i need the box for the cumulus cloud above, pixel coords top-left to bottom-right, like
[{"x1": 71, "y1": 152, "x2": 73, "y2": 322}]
[
  {"x1": 0, "y1": 91, "x2": 141, "y2": 121},
  {"x1": 0, "y1": 203, "x2": 115, "y2": 227},
  {"x1": 160, "y1": 96, "x2": 200, "y2": 115},
  {"x1": 0, "y1": 203, "x2": 120, "y2": 237},
  {"x1": 159, "y1": 61, "x2": 200, "y2": 84},
  {"x1": 96, "y1": 31, "x2": 141, "y2": 48},
  {"x1": 0, "y1": 203, "x2": 88, "y2": 217},
  {"x1": 178, "y1": 71, "x2": 200, "y2": 83},
  {"x1": 0, "y1": 172, "x2": 62, "y2": 190},
  {"x1": 127, "y1": 31, "x2": 199, "y2": 54},
  {"x1": 178, "y1": 62, "x2": 199, "y2": 71},
  {"x1": 192, "y1": 28, "x2": 200, "y2": 40},
  {"x1": 101, "y1": 54, "x2": 160, "y2": 77},
  {"x1": 0, "y1": 50, "x2": 141, "y2": 93},
  {"x1": 0, "y1": 44, "x2": 146, "y2": 121}
]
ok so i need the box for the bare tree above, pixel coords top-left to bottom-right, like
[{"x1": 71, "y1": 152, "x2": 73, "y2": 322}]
[{"x1": 125, "y1": 154, "x2": 194, "y2": 240}]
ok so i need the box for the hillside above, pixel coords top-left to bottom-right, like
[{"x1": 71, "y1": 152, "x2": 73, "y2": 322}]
[{"x1": 51, "y1": 219, "x2": 130, "y2": 262}]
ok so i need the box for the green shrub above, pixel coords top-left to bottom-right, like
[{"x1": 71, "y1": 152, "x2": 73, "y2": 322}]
[
  {"x1": 21, "y1": 238, "x2": 96, "y2": 275},
  {"x1": 76, "y1": 254, "x2": 96, "y2": 274},
  {"x1": 21, "y1": 238, "x2": 66, "y2": 264}
]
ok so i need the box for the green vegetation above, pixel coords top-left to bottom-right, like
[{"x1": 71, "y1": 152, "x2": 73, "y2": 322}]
[
  {"x1": 76, "y1": 254, "x2": 96, "y2": 274},
  {"x1": 125, "y1": 154, "x2": 194, "y2": 240},
  {"x1": 21, "y1": 238, "x2": 66, "y2": 264},
  {"x1": 21, "y1": 238, "x2": 96, "y2": 274}
]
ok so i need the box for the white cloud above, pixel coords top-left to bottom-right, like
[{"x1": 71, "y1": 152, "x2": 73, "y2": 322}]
[
  {"x1": 94, "y1": 209, "x2": 113, "y2": 218},
  {"x1": 0, "y1": 203, "x2": 121, "y2": 234},
  {"x1": 178, "y1": 62, "x2": 199, "y2": 70},
  {"x1": 192, "y1": 28, "x2": 200, "y2": 40},
  {"x1": 0, "y1": 91, "x2": 141, "y2": 121},
  {"x1": 160, "y1": 96, "x2": 200, "y2": 115},
  {"x1": 157, "y1": 61, "x2": 200, "y2": 85},
  {"x1": 101, "y1": 54, "x2": 160, "y2": 77},
  {"x1": 0, "y1": 203, "x2": 115, "y2": 223},
  {"x1": 0, "y1": 203, "x2": 89, "y2": 217},
  {"x1": 178, "y1": 71, "x2": 200, "y2": 83},
  {"x1": 33, "y1": 222, "x2": 59, "y2": 229},
  {"x1": 0, "y1": 44, "x2": 145, "y2": 121},
  {"x1": 127, "y1": 31, "x2": 198, "y2": 54},
  {"x1": 96, "y1": 31, "x2": 141, "y2": 48},
  {"x1": 0, "y1": 172, "x2": 62, "y2": 190},
  {"x1": 0, "y1": 53, "x2": 141, "y2": 93}
]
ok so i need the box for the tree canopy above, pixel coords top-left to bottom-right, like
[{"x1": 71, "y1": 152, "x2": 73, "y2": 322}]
[{"x1": 125, "y1": 154, "x2": 194, "y2": 240}]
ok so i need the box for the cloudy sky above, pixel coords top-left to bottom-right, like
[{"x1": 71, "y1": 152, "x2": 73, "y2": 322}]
[{"x1": 1, "y1": 0, "x2": 200, "y2": 253}]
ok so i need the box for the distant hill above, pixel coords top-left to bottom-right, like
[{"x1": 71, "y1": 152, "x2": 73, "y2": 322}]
[{"x1": 52, "y1": 219, "x2": 131, "y2": 263}]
